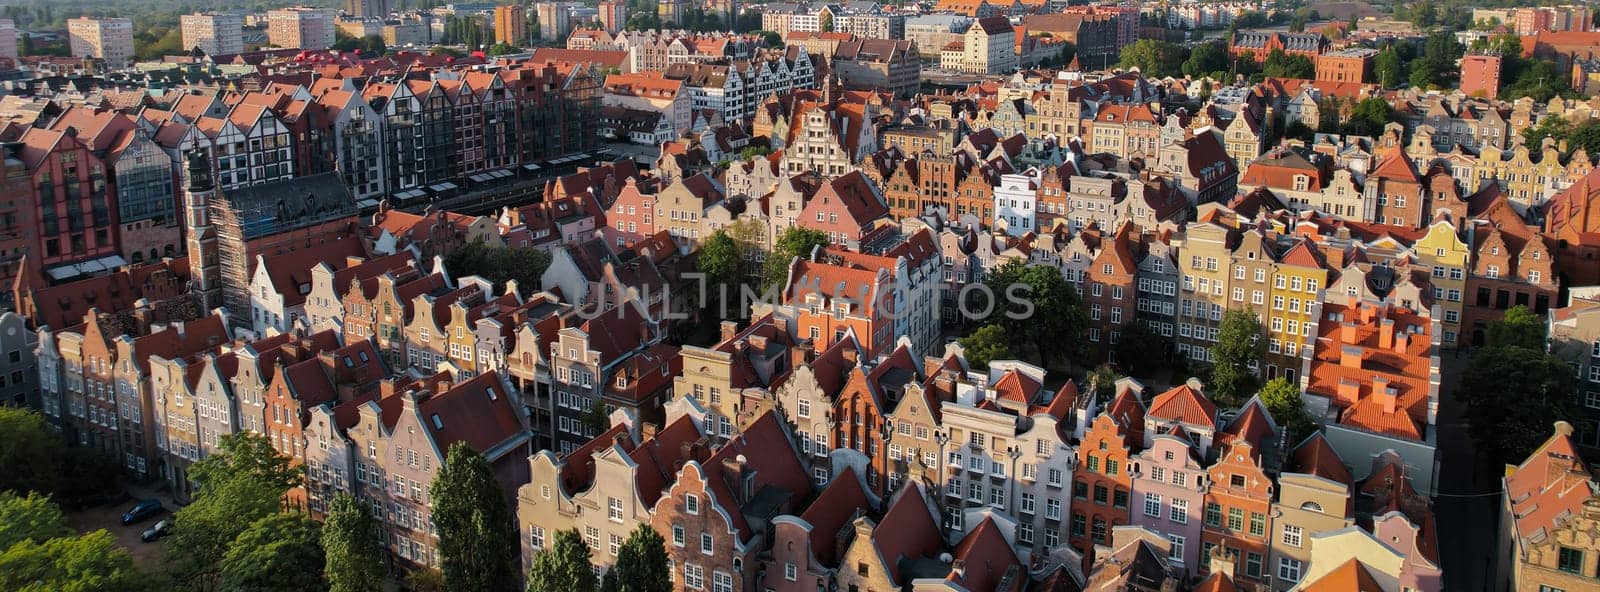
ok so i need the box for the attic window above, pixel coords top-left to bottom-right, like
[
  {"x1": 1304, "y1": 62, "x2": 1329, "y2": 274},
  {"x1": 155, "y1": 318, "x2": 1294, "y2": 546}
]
[
  {"x1": 358, "y1": 351, "x2": 369, "y2": 363},
  {"x1": 343, "y1": 357, "x2": 354, "y2": 368},
  {"x1": 431, "y1": 414, "x2": 443, "y2": 429},
  {"x1": 486, "y1": 387, "x2": 497, "y2": 401}
]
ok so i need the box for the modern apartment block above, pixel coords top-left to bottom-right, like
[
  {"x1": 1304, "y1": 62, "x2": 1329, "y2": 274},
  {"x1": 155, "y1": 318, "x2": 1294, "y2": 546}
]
[
  {"x1": 67, "y1": 17, "x2": 135, "y2": 68},
  {"x1": 181, "y1": 13, "x2": 245, "y2": 56},
  {"x1": 268, "y1": 7, "x2": 337, "y2": 51}
]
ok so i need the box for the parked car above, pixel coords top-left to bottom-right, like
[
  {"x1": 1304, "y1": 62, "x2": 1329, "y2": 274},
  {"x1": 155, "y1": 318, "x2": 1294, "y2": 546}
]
[
  {"x1": 70, "y1": 489, "x2": 129, "y2": 509},
  {"x1": 140, "y1": 519, "x2": 172, "y2": 542},
  {"x1": 120, "y1": 500, "x2": 163, "y2": 525}
]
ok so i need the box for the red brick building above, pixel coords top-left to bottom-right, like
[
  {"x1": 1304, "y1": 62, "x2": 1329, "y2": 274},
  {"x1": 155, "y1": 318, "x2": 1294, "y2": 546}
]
[
  {"x1": 1315, "y1": 48, "x2": 1376, "y2": 83},
  {"x1": 1071, "y1": 388, "x2": 1143, "y2": 558},
  {"x1": 1085, "y1": 222, "x2": 1138, "y2": 361},
  {"x1": 15, "y1": 127, "x2": 122, "y2": 274},
  {"x1": 652, "y1": 411, "x2": 811, "y2": 592},
  {"x1": 1201, "y1": 402, "x2": 1279, "y2": 589},
  {"x1": 1464, "y1": 192, "x2": 1559, "y2": 345},
  {"x1": 1460, "y1": 54, "x2": 1504, "y2": 98},
  {"x1": 1543, "y1": 165, "x2": 1600, "y2": 286},
  {"x1": 1229, "y1": 31, "x2": 1328, "y2": 62}
]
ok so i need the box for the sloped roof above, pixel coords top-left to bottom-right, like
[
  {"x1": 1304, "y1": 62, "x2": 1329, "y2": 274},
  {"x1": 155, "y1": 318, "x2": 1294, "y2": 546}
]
[{"x1": 1147, "y1": 382, "x2": 1217, "y2": 428}]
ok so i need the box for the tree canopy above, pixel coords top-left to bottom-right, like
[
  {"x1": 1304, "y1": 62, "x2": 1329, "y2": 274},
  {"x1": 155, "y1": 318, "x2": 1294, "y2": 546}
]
[
  {"x1": 527, "y1": 529, "x2": 598, "y2": 592},
  {"x1": 1113, "y1": 322, "x2": 1167, "y2": 378},
  {"x1": 1460, "y1": 345, "x2": 1577, "y2": 466},
  {"x1": 980, "y1": 260, "x2": 1090, "y2": 367},
  {"x1": 1181, "y1": 41, "x2": 1230, "y2": 80},
  {"x1": 432, "y1": 443, "x2": 520, "y2": 592},
  {"x1": 0, "y1": 494, "x2": 146, "y2": 592},
  {"x1": 0, "y1": 407, "x2": 67, "y2": 496},
  {"x1": 1209, "y1": 309, "x2": 1265, "y2": 407},
  {"x1": 1118, "y1": 40, "x2": 1185, "y2": 79},
  {"x1": 168, "y1": 432, "x2": 299, "y2": 591},
  {"x1": 601, "y1": 524, "x2": 671, "y2": 592},
  {"x1": 322, "y1": 494, "x2": 385, "y2": 592},
  {"x1": 1487, "y1": 305, "x2": 1547, "y2": 350},
  {"x1": 444, "y1": 240, "x2": 553, "y2": 297},
  {"x1": 1259, "y1": 378, "x2": 1314, "y2": 444},
  {"x1": 1374, "y1": 46, "x2": 1405, "y2": 88},
  {"x1": 218, "y1": 513, "x2": 326, "y2": 592},
  {"x1": 958, "y1": 324, "x2": 1015, "y2": 370},
  {"x1": 764, "y1": 226, "x2": 830, "y2": 290},
  {"x1": 1262, "y1": 49, "x2": 1315, "y2": 79}
]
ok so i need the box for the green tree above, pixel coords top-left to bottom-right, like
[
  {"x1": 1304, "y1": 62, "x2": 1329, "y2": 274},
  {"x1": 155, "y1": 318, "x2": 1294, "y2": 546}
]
[
  {"x1": 700, "y1": 230, "x2": 743, "y2": 319},
  {"x1": 601, "y1": 524, "x2": 671, "y2": 592},
  {"x1": 0, "y1": 491, "x2": 69, "y2": 549},
  {"x1": 527, "y1": 529, "x2": 598, "y2": 592},
  {"x1": 819, "y1": 10, "x2": 834, "y2": 32},
  {"x1": 1460, "y1": 346, "x2": 1578, "y2": 465},
  {"x1": 218, "y1": 514, "x2": 326, "y2": 592},
  {"x1": 1259, "y1": 378, "x2": 1314, "y2": 444},
  {"x1": 1374, "y1": 46, "x2": 1405, "y2": 88},
  {"x1": 752, "y1": 30, "x2": 783, "y2": 47},
  {"x1": 0, "y1": 407, "x2": 66, "y2": 496},
  {"x1": 189, "y1": 431, "x2": 301, "y2": 493},
  {"x1": 406, "y1": 569, "x2": 447, "y2": 592},
  {"x1": 980, "y1": 260, "x2": 1090, "y2": 367},
  {"x1": 1487, "y1": 305, "x2": 1547, "y2": 350},
  {"x1": 958, "y1": 324, "x2": 1015, "y2": 369},
  {"x1": 1086, "y1": 364, "x2": 1122, "y2": 401},
  {"x1": 1569, "y1": 120, "x2": 1600, "y2": 156},
  {"x1": 1181, "y1": 41, "x2": 1230, "y2": 80},
  {"x1": 764, "y1": 226, "x2": 830, "y2": 290},
  {"x1": 0, "y1": 529, "x2": 146, "y2": 592},
  {"x1": 1118, "y1": 40, "x2": 1185, "y2": 79},
  {"x1": 444, "y1": 240, "x2": 553, "y2": 297},
  {"x1": 1262, "y1": 49, "x2": 1315, "y2": 79},
  {"x1": 1113, "y1": 322, "x2": 1166, "y2": 378},
  {"x1": 1209, "y1": 309, "x2": 1265, "y2": 407},
  {"x1": 169, "y1": 432, "x2": 299, "y2": 591},
  {"x1": 322, "y1": 494, "x2": 385, "y2": 592},
  {"x1": 1343, "y1": 97, "x2": 1395, "y2": 137},
  {"x1": 488, "y1": 42, "x2": 519, "y2": 56},
  {"x1": 432, "y1": 443, "x2": 520, "y2": 592}
]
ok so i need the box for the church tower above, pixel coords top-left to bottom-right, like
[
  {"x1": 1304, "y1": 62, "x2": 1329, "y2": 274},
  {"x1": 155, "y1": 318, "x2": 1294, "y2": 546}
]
[{"x1": 184, "y1": 151, "x2": 221, "y2": 312}]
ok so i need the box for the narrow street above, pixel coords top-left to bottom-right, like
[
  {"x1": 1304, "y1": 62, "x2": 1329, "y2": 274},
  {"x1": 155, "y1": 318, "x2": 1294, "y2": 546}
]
[{"x1": 1433, "y1": 351, "x2": 1500, "y2": 591}]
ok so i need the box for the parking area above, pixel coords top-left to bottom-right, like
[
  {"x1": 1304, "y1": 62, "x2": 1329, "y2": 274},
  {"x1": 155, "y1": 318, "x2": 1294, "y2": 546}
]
[{"x1": 66, "y1": 500, "x2": 169, "y2": 563}]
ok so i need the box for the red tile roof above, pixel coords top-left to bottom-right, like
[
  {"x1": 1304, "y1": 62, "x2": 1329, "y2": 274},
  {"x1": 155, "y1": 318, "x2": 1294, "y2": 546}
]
[
  {"x1": 945, "y1": 516, "x2": 1022, "y2": 591},
  {"x1": 1300, "y1": 558, "x2": 1386, "y2": 591},
  {"x1": 1147, "y1": 382, "x2": 1217, "y2": 427},
  {"x1": 1289, "y1": 432, "x2": 1353, "y2": 486},
  {"x1": 871, "y1": 485, "x2": 944, "y2": 585},
  {"x1": 1504, "y1": 422, "x2": 1596, "y2": 542},
  {"x1": 799, "y1": 466, "x2": 872, "y2": 565}
]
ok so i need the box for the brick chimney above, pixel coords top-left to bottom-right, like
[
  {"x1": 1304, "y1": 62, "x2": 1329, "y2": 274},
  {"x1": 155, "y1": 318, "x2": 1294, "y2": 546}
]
[
  {"x1": 1378, "y1": 318, "x2": 1395, "y2": 350},
  {"x1": 720, "y1": 320, "x2": 740, "y2": 343},
  {"x1": 1340, "y1": 344, "x2": 1363, "y2": 369},
  {"x1": 1340, "y1": 322, "x2": 1360, "y2": 346},
  {"x1": 1374, "y1": 377, "x2": 1396, "y2": 414},
  {"x1": 1394, "y1": 330, "x2": 1410, "y2": 353}
]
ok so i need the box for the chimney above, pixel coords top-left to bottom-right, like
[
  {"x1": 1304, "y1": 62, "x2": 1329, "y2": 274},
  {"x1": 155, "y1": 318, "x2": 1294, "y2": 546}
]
[
  {"x1": 641, "y1": 421, "x2": 659, "y2": 441},
  {"x1": 790, "y1": 340, "x2": 814, "y2": 370},
  {"x1": 346, "y1": 255, "x2": 365, "y2": 267},
  {"x1": 720, "y1": 320, "x2": 740, "y2": 343},
  {"x1": 1207, "y1": 544, "x2": 1235, "y2": 579},
  {"x1": 1340, "y1": 322, "x2": 1360, "y2": 346},
  {"x1": 840, "y1": 344, "x2": 859, "y2": 365},
  {"x1": 1378, "y1": 318, "x2": 1395, "y2": 350},
  {"x1": 1394, "y1": 330, "x2": 1410, "y2": 353},
  {"x1": 1340, "y1": 344, "x2": 1363, "y2": 369},
  {"x1": 1374, "y1": 378, "x2": 1396, "y2": 414}
]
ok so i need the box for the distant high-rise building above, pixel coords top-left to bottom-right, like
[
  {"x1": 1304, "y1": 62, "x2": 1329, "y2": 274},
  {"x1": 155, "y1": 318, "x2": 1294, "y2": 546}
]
[
  {"x1": 494, "y1": 4, "x2": 527, "y2": 45},
  {"x1": 181, "y1": 13, "x2": 244, "y2": 56},
  {"x1": 1461, "y1": 53, "x2": 1504, "y2": 98},
  {"x1": 346, "y1": 0, "x2": 391, "y2": 18},
  {"x1": 67, "y1": 17, "x2": 134, "y2": 67},
  {"x1": 0, "y1": 20, "x2": 17, "y2": 61},
  {"x1": 535, "y1": 2, "x2": 572, "y2": 41},
  {"x1": 598, "y1": 1, "x2": 627, "y2": 34},
  {"x1": 268, "y1": 7, "x2": 337, "y2": 50},
  {"x1": 657, "y1": 0, "x2": 686, "y2": 26}
]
